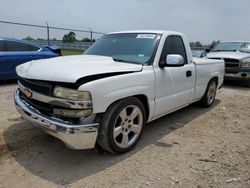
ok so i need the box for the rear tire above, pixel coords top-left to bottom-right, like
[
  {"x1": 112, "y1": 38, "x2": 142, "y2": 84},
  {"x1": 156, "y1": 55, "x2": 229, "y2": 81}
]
[
  {"x1": 245, "y1": 80, "x2": 250, "y2": 88},
  {"x1": 200, "y1": 79, "x2": 217, "y2": 108},
  {"x1": 97, "y1": 97, "x2": 146, "y2": 153}
]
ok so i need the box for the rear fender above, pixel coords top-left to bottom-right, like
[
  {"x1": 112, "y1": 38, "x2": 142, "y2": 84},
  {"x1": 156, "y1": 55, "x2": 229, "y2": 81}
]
[{"x1": 44, "y1": 45, "x2": 62, "y2": 56}]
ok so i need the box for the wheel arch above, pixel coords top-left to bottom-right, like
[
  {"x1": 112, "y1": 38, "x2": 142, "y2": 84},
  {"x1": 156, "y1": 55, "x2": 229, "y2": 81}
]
[
  {"x1": 133, "y1": 94, "x2": 150, "y2": 122},
  {"x1": 198, "y1": 76, "x2": 219, "y2": 101},
  {"x1": 210, "y1": 76, "x2": 219, "y2": 87},
  {"x1": 213, "y1": 76, "x2": 218, "y2": 85},
  {"x1": 102, "y1": 94, "x2": 150, "y2": 122},
  {"x1": 199, "y1": 76, "x2": 218, "y2": 107}
]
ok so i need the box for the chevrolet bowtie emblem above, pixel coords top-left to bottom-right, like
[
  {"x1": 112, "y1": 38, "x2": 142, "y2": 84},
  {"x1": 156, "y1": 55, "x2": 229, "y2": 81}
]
[{"x1": 23, "y1": 89, "x2": 32, "y2": 98}]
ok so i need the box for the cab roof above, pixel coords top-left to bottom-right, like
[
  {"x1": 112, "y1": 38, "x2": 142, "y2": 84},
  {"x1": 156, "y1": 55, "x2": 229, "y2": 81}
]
[
  {"x1": 219, "y1": 41, "x2": 250, "y2": 43},
  {"x1": 108, "y1": 30, "x2": 183, "y2": 36}
]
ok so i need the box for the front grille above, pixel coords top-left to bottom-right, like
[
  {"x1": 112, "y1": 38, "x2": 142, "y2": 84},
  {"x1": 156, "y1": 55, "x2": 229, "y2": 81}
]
[
  {"x1": 224, "y1": 58, "x2": 240, "y2": 68},
  {"x1": 20, "y1": 91, "x2": 53, "y2": 115},
  {"x1": 19, "y1": 91, "x2": 81, "y2": 122},
  {"x1": 19, "y1": 77, "x2": 53, "y2": 96},
  {"x1": 18, "y1": 78, "x2": 82, "y2": 122},
  {"x1": 209, "y1": 58, "x2": 240, "y2": 68}
]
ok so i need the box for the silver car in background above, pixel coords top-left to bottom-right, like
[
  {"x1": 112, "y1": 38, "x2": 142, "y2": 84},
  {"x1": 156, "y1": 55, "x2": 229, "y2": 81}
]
[{"x1": 207, "y1": 41, "x2": 250, "y2": 87}]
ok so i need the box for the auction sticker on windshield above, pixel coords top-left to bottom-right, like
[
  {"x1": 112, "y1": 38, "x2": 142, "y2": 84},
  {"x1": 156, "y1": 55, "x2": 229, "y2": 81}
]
[{"x1": 136, "y1": 34, "x2": 156, "y2": 39}]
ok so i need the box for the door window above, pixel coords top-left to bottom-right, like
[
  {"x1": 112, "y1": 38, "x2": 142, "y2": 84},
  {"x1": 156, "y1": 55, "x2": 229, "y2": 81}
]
[
  {"x1": 6, "y1": 41, "x2": 39, "y2": 52},
  {"x1": 161, "y1": 35, "x2": 188, "y2": 64},
  {"x1": 0, "y1": 40, "x2": 6, "y2": 51}
]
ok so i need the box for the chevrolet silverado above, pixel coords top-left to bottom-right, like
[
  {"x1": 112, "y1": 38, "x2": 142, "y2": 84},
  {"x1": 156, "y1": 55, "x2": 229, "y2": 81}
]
[{"x1": 14, "y1": 30, "x2": 224, "y2": 153}]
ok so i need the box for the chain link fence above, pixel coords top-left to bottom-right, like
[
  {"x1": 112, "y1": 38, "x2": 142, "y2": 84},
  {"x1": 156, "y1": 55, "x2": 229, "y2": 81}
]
[
  {"x1": 32, "y1": 40, "x2": 92, "y2": 51},
  {"x1": 0, "y1": 20, "x2": 105, "y2": 51}
]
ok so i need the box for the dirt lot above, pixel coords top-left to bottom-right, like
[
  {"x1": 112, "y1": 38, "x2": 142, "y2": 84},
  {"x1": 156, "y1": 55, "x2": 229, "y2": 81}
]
[{"x1": 0, "y1": 81, "x2": 249, "y2": 188}]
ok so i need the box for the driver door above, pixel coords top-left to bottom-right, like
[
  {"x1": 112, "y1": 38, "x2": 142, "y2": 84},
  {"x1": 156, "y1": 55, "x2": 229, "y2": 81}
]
[{"x1": 154, "y1": 35, "x2": 195, "y2": 118}]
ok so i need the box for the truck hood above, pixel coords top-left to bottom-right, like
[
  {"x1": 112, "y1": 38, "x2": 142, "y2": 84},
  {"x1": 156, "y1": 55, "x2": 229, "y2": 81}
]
[
  {"x1": 16, "y1": 55, "x2": 143, "y2": 83},
  {"x1": 207, "y1": 51, "x2": 250, "y2": 60}
]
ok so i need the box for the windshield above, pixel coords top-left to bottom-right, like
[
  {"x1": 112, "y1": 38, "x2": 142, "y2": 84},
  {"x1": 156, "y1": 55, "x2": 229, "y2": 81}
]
[
  {"x1": 85, "y1": 33, "x2": 161, "y2": 64},
  {"x1": 211, "y1": 42, "x2": 250, "y2": 53}
]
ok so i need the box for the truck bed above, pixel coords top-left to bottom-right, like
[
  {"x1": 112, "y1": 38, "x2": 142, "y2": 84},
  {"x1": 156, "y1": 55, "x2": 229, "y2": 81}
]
[
  {"x1": 193, "y1": 57, "x2": 224, "y2": 65},
  {"x1": 192, "y1": 57, "x2": 225, "y2": 100}
]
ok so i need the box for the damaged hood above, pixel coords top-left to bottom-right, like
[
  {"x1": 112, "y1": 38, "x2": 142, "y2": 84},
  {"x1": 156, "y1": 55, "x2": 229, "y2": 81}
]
[
  {"x1": 207, "y1": 51, "x2": 250, "y2": 60},
  {"x1": 16, "y1": 55, "x2": 143, "y2": 83}
]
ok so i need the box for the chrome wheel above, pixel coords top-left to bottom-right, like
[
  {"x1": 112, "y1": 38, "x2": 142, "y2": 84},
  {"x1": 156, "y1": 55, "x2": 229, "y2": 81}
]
[
  {"x1": 207, "y1": 81, "x2": 216, "y2": 105},
  {"x1": 113, "y1": 105, "x2": 143, "y2": 149}
]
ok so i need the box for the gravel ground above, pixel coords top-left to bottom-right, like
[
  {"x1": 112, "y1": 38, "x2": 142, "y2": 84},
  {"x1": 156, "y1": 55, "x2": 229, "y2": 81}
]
[{"x1": 0, "y1": 81, "x2": 249, "y2": 188}]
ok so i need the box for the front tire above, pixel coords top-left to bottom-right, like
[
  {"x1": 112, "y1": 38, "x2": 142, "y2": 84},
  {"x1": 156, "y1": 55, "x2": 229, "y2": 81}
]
[
  {"x1": 200, "y1": 79, "x2": 217, "y2": 108},
  {"x1": 97, "y1": 97, "x2": 146, "y2": 153}
]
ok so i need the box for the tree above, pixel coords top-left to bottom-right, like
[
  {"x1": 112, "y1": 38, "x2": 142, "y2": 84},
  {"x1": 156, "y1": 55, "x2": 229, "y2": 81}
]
[
  {"x1": 194, "y1": 41, "x2": 202, "y2": 47},
  {"x1": 190, "y1": 41, "x2": 202, "y2": 47},
  {"x1": 190, "y1": 42, "x2": 195, "y2": 47},
  {"x1": 82, "y1": 37, "x2": 92, "y2": 42},
  {"x1": 82, "y1": 37, "x2": 96, "y2": 43},
  {"x1": 24, "y1": 36, "x2": 34, "y2": 41},
  {"x1": 63, "y1": 32, "x2": 77, "y2": 43}
]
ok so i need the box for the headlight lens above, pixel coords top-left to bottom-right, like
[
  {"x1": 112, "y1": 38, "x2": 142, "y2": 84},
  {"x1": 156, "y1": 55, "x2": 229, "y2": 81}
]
[
  {"x1": 242, "y1": 59, "x2": 250, "y2": 67},
  {"x1": 53, "y1": 86, "x2": 91, "y2": 101}
]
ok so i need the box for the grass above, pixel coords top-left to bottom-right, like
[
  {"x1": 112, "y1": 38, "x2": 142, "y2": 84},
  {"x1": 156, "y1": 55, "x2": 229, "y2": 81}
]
[{"x1": 61, "y1": 49, "x2": 84, "y2": 56}]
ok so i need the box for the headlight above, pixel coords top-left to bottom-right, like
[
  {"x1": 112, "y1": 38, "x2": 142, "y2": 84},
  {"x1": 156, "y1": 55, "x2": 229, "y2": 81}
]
[
  {"x1": 53, "y1": 86, "x2": 91, "y2": 101},
  {"x1": 242, "y1": 58, "x2": 250, "y2": 67}
]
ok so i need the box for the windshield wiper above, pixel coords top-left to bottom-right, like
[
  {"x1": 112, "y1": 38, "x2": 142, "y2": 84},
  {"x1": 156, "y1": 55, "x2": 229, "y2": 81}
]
[
  {"x1": 112, "y1": 58, "x2": 139, "y2": 64},
  {"x1": 212, "y1": 49, "x2": 237, "y2": 52},
  {"x1": 212, "y1": 50, "x2": 223, "y2": 52},
  {"x1": 239, "y1": 49, "x2": 250, "y2": 54}
]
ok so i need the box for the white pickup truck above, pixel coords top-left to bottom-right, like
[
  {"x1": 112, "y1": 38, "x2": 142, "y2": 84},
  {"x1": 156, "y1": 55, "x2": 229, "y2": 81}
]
[{"x1": 15, "y1": 30, "x2": 224, "y2": 153}]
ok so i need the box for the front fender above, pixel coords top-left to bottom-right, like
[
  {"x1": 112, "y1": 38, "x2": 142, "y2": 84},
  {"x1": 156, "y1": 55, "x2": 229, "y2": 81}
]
[{"x1": 78, "y1": 66, "x2": 155, "y2": 119}]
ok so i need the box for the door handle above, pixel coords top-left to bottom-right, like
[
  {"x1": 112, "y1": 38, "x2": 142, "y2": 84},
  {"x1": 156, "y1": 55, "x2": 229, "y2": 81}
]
[{"x1": 186, "y1": 70, "x2": 192, "y2": 77}]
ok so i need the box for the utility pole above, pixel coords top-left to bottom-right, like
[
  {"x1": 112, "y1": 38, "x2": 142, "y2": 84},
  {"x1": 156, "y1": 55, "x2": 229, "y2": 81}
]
[
  {"x1": 46, "y1": 21, "x2": 50, "y2": 45},
  {"x1": 89, "y1": 27, "x2": 93, "y2": 45}
]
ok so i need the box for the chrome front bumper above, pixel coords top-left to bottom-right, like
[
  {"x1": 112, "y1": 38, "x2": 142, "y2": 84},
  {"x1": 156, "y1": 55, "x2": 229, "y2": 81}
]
[
  {"x1": 225, "y1": 72, "x2": 250, "y2": 80},
  {"x1": 14, "y1": 89, "x2": 99, "y2": 150}
]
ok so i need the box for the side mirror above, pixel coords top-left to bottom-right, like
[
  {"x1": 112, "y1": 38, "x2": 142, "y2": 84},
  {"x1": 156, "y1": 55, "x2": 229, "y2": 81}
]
[
  {"x1": 200, "y1": 52, "x2": 207, "y2": 58},
  {"x1": 205, "y1": 48, "x2": 211, "y2": 53},
  {"x1": 161, "y1": 54, "x2": 184, "y2": 67}
]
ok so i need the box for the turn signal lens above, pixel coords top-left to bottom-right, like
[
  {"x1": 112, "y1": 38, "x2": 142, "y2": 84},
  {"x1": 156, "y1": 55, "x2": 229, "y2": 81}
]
[{"x1": 53, "y1": 109, "x2": 93, "y2": 118}]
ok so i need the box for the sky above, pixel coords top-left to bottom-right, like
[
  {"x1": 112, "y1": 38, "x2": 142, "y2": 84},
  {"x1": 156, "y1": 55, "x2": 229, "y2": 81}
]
[{"x1": 0, "y1": 0, "x2": 249, "y2": 44}]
